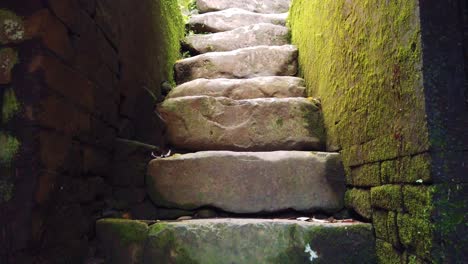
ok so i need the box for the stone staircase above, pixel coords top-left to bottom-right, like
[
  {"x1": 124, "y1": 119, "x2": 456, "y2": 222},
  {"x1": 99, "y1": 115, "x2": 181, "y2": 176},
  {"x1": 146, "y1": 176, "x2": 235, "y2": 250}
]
[{"x1": 97, "y1": 0, "x2": 376, "y2": 263}]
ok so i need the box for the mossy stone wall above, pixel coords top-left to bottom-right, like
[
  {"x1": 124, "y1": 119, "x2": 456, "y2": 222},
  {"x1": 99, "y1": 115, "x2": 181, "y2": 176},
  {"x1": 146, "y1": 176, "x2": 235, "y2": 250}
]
[
  {"x1": 289, "y1": 0, "x2": 467, "y2": 262},
  {"x1": 0, "y1": 0, "x2": 185, "y2": 263}
]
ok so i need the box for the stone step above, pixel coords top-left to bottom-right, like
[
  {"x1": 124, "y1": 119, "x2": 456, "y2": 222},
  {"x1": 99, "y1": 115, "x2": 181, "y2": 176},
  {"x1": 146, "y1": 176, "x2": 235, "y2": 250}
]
[
  {"x1": 189, "y1": 8, "x2": 287, "y2": 33},
  {"x1": 146, "y1": 151, "x2": 344, "y2": 213},
  {"x1": 158, "y1": 96, "x2": 325, "y2": 151},
  {"x1": 168, "y1": 77, "x2": 306, "y2": 100},
  {"x1": 175, "y1": 45, "x2": 298, "y2": 84},
  {"x1": 197, "y1": 0, "x2": 292, "y2": 14},
  {"x1": 185, "y1": 23, "x2": 290, "y2": 54},
  {"x1": 97, "y1": 218, "x2": 377, "y2": 264}
]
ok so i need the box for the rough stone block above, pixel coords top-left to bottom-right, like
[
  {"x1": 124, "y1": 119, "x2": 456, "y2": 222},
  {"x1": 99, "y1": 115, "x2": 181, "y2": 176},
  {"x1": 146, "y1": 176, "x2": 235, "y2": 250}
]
[
  {"x1": 402, "y1": 185, "x2": 434, "y2": 217},
  {"x1": 143, "y1": 219, "x2": 376, "y2": 263},
  {"x1": 0, "y1": 9, "x2": 25, "y2": 44},
  {"x1": 168, "y1": 77, "x2": 306, "y2": 100},
  {"x1": 175, "y1": 45, "x2": 298, "y2": 84},
  {"x1": 197, "y1": 0, "x2": 291, "y2": 14},
  {"x1": 96, "y1": 219, "x2": 148, "y2": 264},
  {"x1": 25, "y1": 9, "x2": 74, "y2": 59},
  {"x1": 37, "y1": 94, "x2": 91, "y2": 136},
  {"x1": 344, "y1": 188, "x2": 372, "y2": 220},
  {"x1": 397, "y1": 213, "x2": 433, "y2": 260},
  {"x1": 351, "y1": 163, "x2": 381, "y2": 187},
  {"x1": 30, "y1": 55, "x2": 95, "y2": 111},
  {"x1": 381, "y1": 155, "x2": 432, "y2": 185},
  {"x1": 0, "y1": 48, "x2": 18, "y2": 84},
  {"x1": 189, "y1": 8, "x2": 287, "y2": 33},
  {"x1": 371, "y1": 185, "x2": 403, "y2": 212},
  {"x1": 376, "y1": 239, "x2": 404, "y2": 264},
  {"x1": 185, "y1": 23, "x2": 290, "y2": 53},
  {"x1": 147, "y1": 151, "x2": 345, "y2": 214},
  {"x1": 373, "y1": 210, "x2": 388, "y2": 240},
  {"x1": 158, "y1": 96, "x2": 324, "y2": 151}
]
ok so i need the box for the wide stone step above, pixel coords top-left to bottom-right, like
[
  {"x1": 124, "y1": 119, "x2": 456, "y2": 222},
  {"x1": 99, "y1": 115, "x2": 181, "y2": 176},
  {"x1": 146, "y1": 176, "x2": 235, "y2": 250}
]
[
  {"x1": 97, "y1": 218, "x2": 377, "y2": 264},
  {"x1": 197, "y1": 0, "x2": 291, "y2": 14},
  {"x1": 168, "y1": 77, "x2": 306, "y2": 100},
  {"x1": 158, "y1": 96, "x2": 324, "y2": 151},
  {"x1": 175, "y1": 45, "x2": 298, "y2": 84},
  {"x1": 185, "y1": 23, "x2": 290, "y2": 53},
  {"x1": 189, "y1": 9, "x2": 287, "y2": 33},
  {"x1": 146, "y1": 151, "x2": 344, "y2": 213}
]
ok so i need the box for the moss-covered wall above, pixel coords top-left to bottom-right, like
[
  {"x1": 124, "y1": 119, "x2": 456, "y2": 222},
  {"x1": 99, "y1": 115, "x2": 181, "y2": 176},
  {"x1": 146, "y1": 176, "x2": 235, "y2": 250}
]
[
  {"x1": 289, "y1": 0, "x2": 467, "y2": 263},
  {"x1": 0, "y1": 0, "x2": 185, "y2": 263}
]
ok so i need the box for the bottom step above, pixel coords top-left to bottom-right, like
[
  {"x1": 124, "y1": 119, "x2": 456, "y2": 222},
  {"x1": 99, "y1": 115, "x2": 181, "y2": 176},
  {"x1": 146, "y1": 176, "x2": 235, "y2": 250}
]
[{"x1": 96, "y1": 218, "x2": 376, "y2": 264}]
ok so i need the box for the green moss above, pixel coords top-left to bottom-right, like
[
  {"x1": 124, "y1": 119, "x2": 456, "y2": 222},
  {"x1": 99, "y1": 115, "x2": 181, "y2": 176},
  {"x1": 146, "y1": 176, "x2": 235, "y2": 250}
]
[
  {"x1": 375, "y1": 239, "x2": 403, "y2": 264},
  {"x1": 0, "y1": 132, "x2": 21, "y2": 166},
  {"x1": 0, "y1": 10, "x2": 25, "y2": 44},
  {"x1": 300, "y1": 103, "x2": 326, "y2": 146},
  {"x1": 402, "y1": 154, "x2": 432, "y2": 183},
  {"x1": 397, "y1": 213, "x2": 433, "y2": 259},
  {"x1": 381, "y1": 160, "x2": 396, "y2": 184},
  {"x1": 351, "y1": 163, "x2": 381, "y2": 187},
  {"x1": 146, "y1": 223, "x2": 198, "y2": 264},
  {"x1": 290, "y1": 0, "x2": 428, "y2": 166},
  {"x1": 372, "y1": 210, "x2": 388, "y2": 240},
  {"x1": 373, "y1": 210, "x2": 400, "y2": 247},
  {"x1": 96, "y1": 218, "x2": 148, "y2": 245},
  {"x1": 344, "y1": 188, "x2": 372, "y2": 219},
  {"x1": 387, "y1": 211, "x2": 400, "y2": 247},
  {"x1": 0, "y1": 179, "x2": 14, "y2": 203},
  {"x1": 149, "y1": 223, "x2": 170, "y2": 235},
  {"x1": 276, "y1": 118, "x2": 284, "y2": 127},
  {"x1": 402, "y1": 185, "x2": 434, "y2": 217},
  {"x1": 431, "y1": 184, "x2": 468, "y2": 262},
  {"x1": 2, "y1": 87, "x2": 21, "y2": 123},
  {"x1": 157, "y1": 0, "x2": 186, "y2": 86},
  {"x1": 371, "y1": 185, "x2": 403, "y2": 211},
  {"x1": 407, "y1": 254, "x2": 425, "y2": 264}
]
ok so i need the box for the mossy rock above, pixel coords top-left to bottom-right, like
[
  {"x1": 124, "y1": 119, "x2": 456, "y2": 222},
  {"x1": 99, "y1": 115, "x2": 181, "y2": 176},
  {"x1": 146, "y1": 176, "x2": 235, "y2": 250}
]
[
  {"x1": 350, "y1": 163, "x2": 381, "y2": 187},
  {"x1": 143, "y1": 219, "x2": 376, "y2": 263},
  {"x1": 2, "y1": 87, "x2": 21, "y2": 123},
  {"x1": 371, "y1": 185, "x2": 403, "y2": 212},
  {"x1": 344, "y1": 188, "x2": 372, "y2": 219},
  {"x1": 96, "y1": 218, "x2": 149, "y2": 264},
  {"x1": 0, "y1": 9, "x2": 25, "y2": 44},
  {"x1": 0, "y1": 132, "x2": 21, "y2": 167},
  {"x1": 397, "y1": 214, "x2": 433, "y2": 260},
  {"x1": 375, "y1": 239, "x2": 403, "y2": 264}
]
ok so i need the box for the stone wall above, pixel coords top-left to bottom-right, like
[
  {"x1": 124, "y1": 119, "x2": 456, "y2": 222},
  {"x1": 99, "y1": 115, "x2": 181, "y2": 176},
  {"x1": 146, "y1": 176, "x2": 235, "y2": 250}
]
[
  {"x1": 289, "y1": 0, "x2": 467, "y2": 263},
  {"x1": 0, "y1": 0, "x2": 184, "y2": 263}
]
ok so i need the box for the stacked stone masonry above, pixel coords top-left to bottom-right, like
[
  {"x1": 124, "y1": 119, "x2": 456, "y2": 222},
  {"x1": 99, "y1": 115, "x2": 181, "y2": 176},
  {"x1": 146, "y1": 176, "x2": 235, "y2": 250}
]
[
  {"x1": 0, "y1": 0, "x2": 185, "y2": 263},
  {"x1": 289, "y1": 0, "x2": 468, "y2": 263}
]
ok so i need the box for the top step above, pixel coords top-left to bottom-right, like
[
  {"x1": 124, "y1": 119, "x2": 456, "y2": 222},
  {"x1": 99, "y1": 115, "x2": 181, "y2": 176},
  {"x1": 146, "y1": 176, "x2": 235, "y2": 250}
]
[
  {"x1": 196, "y1": 0, "x2": 291, "y2": 14},
  {"x1": 189, "y1": 8, "x2": 288, "y2": 33}
]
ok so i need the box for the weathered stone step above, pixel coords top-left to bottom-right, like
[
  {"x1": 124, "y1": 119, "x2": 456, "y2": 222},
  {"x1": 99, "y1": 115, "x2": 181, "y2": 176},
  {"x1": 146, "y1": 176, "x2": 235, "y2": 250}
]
[
  {"x1": 168, "y1": 77, "x2": 306, "y2": 100},
  {"x1": 146, "y1": 151, "x2": 344, "y2": 213},
  {"x1": 175, "y1": 45, "x2": 298, "y2": 84},
  {"x1": 158, "y1": 96, "x2": 324, "y2": 151},
  {"x1": 189, "y1": 8, "x2": 287, "y2": 33},
  {"x1": 197, "y1": 0, "x2": 291, "y2": 14},
  {"x1": 97, "y1": 218, "x2": 376, "y2": 264},
  {"x1": 185, "y1": 23, "x2": 290, "y2": 54}
]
